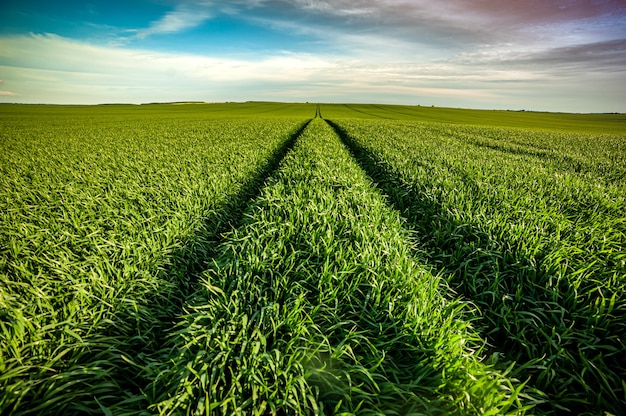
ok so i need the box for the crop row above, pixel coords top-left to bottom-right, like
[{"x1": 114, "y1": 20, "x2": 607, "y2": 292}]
[
  {"x1": 148, "y1": 118, "x2": 528, "y2": 415},
  {"x1": 0, "y1": 108, "x2": 310, "y2": 414},
  {"x1": 1, "y1": 103, "x2": 623, "y2": 415},
  {"x1": 326, "y1": 117, "x2": 625, "y2": 414}
]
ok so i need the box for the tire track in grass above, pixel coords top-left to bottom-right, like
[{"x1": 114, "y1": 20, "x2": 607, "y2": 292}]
[
  {"x1": 169, "y1": 119, "x2": 313, "y2": 294},
  {"x1": 326, "y1": 119, "x2": 626, "y2": 415},
  {"x1": 315, "y1": 103, "x2": 321, "y2": 118},
  {"x1": 444, "y1": 128, "x2": 626, "y2": 184},
  {"x1": 151, "y1": 118, "x2": 531, "y2": 415},
  {"x1": 0, "y1": 117, "x2": 312, "y2": 415},
  {"x1": 343, "y1": 104, "x2": 394, "y2": 119},
  {"x1": 371, "y1": 104, "x2": 424, "y2": 118},
  {"x1": 94, "y1": 119, "x2": 314, "y2": 414}
]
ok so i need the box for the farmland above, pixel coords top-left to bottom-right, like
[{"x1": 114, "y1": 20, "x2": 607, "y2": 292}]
[{"x1": 1, "y1": 102, "x2": 624, "y2": 415}]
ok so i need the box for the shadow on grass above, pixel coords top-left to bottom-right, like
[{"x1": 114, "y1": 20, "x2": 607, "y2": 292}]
[
  {"x1": 326, "y1": 119, "x2": 626, "y2": 416},
  {"x1": 118, "y1": 119, "x2": 314, "y2": 405},
  {"x1": 459, "y1": 136, "x2": 613, "y2": 179},
  {"x1": 15, "y1": 120, "x2": 313, "y2": 416}
]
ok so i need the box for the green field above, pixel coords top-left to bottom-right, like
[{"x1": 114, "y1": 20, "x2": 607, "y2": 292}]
[{"x1": 1, "y1": 103, "x2": 624, "y2": 415}]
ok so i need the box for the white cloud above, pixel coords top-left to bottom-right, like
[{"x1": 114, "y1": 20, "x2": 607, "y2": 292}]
[
  {"x1": 0, "y1": 79, "x2": 17, "y2": 96},
  {"x1": 135, "y1": 2, "x2": 213, "y2": 39},
  {"x1": 0, "y1": 34, "x2": 337, "y2": 103},
  {"x1": 0, "y1": 33, "x2": 625, "y2": 112}
]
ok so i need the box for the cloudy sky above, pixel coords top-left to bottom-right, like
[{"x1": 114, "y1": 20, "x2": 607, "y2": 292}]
[{"x1": 1, "y1": 0, "x2": 625, "y2": 112}]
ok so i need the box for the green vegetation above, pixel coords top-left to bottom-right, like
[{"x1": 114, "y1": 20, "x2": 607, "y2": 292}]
[
  {"x1": 322, "y1": 104, "x2": 626, "y2": 134},
  {"x1": 149, "y1": 118, "x2": 527, "y2": 415},
  {"x1": 0, "y1": 102, "x2": 624, "y2": 415},
  {"x1": 323, "y1": 113, "x2": 625, "y2": 414},
  {"x1": 0, "y1": 103, "x2": 312, "y2": 414}
]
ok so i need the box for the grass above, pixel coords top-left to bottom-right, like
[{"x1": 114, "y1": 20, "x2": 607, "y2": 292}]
[
  {"x1": 320, "y1": 103, "x2": 626, "y2": 134},
  {"x1": 0, "y1": 103, "x2": 313, "y2": 414},
  {"x1": 1, "y1": 102, "x2": 623, "y2": 414},
  {"x1": 150, "y1": 118, "x2": 529, "y2": 415},
  {"x1": 324, "y1": 113, "x2": 625, "y2": 415}
]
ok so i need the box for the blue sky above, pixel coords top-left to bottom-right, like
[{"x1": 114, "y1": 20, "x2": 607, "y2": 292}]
[{"x1": 1, "y1": 0, "x2": 625, "y2": 112}]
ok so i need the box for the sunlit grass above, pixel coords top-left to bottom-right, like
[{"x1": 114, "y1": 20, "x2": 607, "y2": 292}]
[
  {"x1": 151, "y1": 119, "x2": 530, "y2": 415},
  {"x1": 0, "y1": 105, "x2": 311, "y2": 414},
  {"x1": 1, "y1": 102, "x2": 622, "y2": 414},
  {"x1": 326, "y1": 115, "x2": 625, "y2": 415}
]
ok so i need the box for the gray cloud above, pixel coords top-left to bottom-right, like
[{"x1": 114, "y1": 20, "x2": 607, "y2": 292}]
[
  {"x1": 258, "y1": 0, "x2": 626, "y2": 43},
  {"x1": 528, "y1": 38, "x2": 626, "y2": 69},
  {"x1": 453, "y1": 37, "x2": 626, "y2": 77},
  {"x1": 119, "y1": 0, "x2": 626, "y2": 62}
]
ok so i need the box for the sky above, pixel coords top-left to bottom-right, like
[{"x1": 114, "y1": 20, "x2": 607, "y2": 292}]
[{"x1": 1, "y1": 0, "x2": 625, "y2": 112}]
